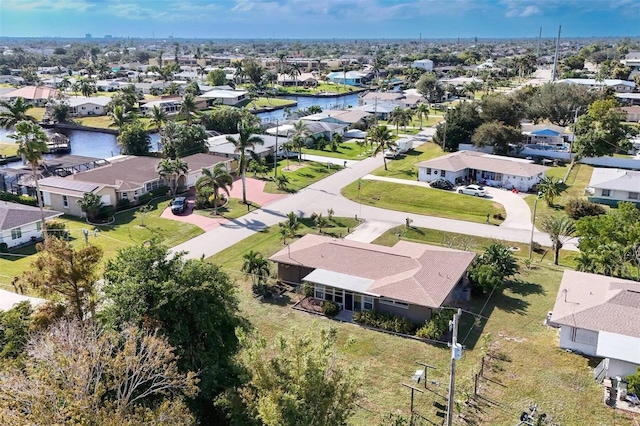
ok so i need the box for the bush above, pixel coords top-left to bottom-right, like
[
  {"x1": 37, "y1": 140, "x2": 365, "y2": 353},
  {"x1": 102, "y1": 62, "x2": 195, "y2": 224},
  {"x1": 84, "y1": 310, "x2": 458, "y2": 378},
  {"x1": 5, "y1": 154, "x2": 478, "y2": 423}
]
[
  {"x1": 137, "y1": 193, "x2": 152, "y2": 205},
  {"x1": 627, "y1": 368, "x2": 640, "y2": 395},
  {"x1": 252, "y1": 282, "x2": 273, "y2": 298},
  {"x1": 416, "y1": 310, "x2": 455, "y2": 340},
  {"x1": 469, "y1": 264, "x2": 503, "y2": 295},
  {"x1": 0, "y1": 192, "x2": 37, "y2": 207},
  {"x1": 116, "y1": 198, "x2": 131, "y2": 210},
  {"x1": 565, "y1": 198, "x2": 606, "y2": 220},
  {"x1": 45, "y1": 220, "x2": 69, "y2": 240},
  {"x1": 353, "y1": 310, "x2": 418, "y2": 335},
  {"x1": 321, "y1": 301, "x2": 340, "y2": 317},
  {"x1": 97, "y1": 205, "x2": 115, "y2": 221},
  {"x1": 149, "y1": 186, "x2": 170, "y2": 198},
  {"x1": 301, "y1": 283, "x2": 314, "y2": 298}
]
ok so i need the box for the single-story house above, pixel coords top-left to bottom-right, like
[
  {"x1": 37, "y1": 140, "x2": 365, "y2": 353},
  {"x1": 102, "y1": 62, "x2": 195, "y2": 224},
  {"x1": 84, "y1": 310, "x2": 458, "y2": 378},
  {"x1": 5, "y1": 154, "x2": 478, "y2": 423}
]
[
  {"x1": 0, "y1": 85, "x2": 58, "y2": 107},
  {"x1": 586, "y1": 168, "x2": 640, "y2": 208},
  {"x1": 360, "y1": 91, "x2": 405, "y2": 105},
  {"x1": 269, "y1": 234, "x2": 475, "y2": 323},
  {"x1": 616, "y1": 93, "x2": 640, "y2": 106},
  {"x1": 352, "y1": 102, "x2": 398, "y2": 120},
  {"x1": 199, "y1": 89, "x2": 247, "y2": 106},
  {"x1": 208, "y1": 133, "x2": 285, "y2": 161},
  {"x1": 412, "y1": 59, "x2": 434, "y2": 71},
  {"x1": 139, "y1": 99, "x2": 182, "y2": 116},
  {"x1": 300, "y1": 109, "x2": 371, "y2": 127},
  {"x1": 0, "y1": 201, "x2": 62, "y2": 249},
  {"x1": 39, "y1": 153, "x2": 230, "y2": 216},
  {"x1": 556, "y1": 78, "x2": 637, "y2": 93},
  {"x1": 326, "y1": 71, "x2": 369, "y2": 86},
  {"x1": 67, "y1": 96, "x2": 111, "y2": 117},
  {"x1": 621, "y1": 106, "x2": 640, "y2": 123},
  {"x1": 265, "y1": 121, "x2": 346, "y2": 141},
  {"x1": 0, "y1": 75, "x2": 24, "y2": 85},
  {"x1": 276, "y1": 72, "x2": 318, "y2": 87},
  {"x1": 521, "y1": 123, "x2": 574, "y2": 148},
  {"x1": 549, "y1": 270, "x2": 640, "y2": 379},
  {"x1": 417, "y1": 150, "x2": 549, "y2": 191}
]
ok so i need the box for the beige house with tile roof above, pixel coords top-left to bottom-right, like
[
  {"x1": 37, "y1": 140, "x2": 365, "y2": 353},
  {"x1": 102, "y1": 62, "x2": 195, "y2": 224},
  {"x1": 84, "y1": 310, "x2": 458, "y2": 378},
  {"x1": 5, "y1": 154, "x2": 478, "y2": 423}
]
[
  {"x1": 549, "y1": 270, "x2": 640, "y2": 380},
  {"x1": 1, "y1": 85, "x2": 59, "y2": 107},
  {"x1": 417, "y1": 150, "x2": 549, "y2": 191},
  {"x1": 269, "y1": 234, "x2": 475, "y2": 323}
]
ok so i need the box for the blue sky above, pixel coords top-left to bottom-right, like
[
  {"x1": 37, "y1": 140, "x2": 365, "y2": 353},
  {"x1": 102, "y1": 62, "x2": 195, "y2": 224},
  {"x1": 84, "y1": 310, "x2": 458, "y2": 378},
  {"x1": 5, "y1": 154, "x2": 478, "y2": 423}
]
[{"x1": 0, "y1": 0, "x2": 638, "y2": 39}]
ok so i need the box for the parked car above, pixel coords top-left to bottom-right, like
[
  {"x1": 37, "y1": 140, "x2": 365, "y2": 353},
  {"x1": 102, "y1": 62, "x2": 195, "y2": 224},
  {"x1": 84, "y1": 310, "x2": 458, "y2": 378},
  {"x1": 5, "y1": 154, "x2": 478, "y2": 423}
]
[
  {"x1": 457, "y1": 184, "x2": 487, "y2": 197},
  {"x1": 171, "y1": 197, "x2": 188, "y2": 214},
  {"x1": 384, "y1": 149, "x2": 399, "y2": 159},
  {"x1": 429, "y1": 178, "x2": 454, "y2": 190}
]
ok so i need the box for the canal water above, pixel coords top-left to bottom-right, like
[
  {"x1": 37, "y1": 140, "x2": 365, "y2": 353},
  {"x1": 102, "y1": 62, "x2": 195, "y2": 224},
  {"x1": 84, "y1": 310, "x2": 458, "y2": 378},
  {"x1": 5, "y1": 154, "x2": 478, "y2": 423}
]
[{"x1": 0, "y1": 93, "x2": 359, "y2": 166}]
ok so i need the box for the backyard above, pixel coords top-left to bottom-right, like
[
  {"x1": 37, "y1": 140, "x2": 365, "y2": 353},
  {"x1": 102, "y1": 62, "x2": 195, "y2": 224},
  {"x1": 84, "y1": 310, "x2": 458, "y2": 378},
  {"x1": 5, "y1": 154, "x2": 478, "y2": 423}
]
[{"x1": 205, "y1": 221, "x2": 632, "y2": 425}]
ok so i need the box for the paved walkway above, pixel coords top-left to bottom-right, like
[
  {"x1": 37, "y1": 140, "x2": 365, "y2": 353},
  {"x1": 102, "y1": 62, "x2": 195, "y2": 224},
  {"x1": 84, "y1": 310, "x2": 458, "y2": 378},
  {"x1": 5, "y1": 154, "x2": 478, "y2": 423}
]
[
  {"x1": 345, "y1": 220, "x2": 397, "y2": 243},
  {"x1": 228, "y1": 177, "x2": 287, "y2": 206}
]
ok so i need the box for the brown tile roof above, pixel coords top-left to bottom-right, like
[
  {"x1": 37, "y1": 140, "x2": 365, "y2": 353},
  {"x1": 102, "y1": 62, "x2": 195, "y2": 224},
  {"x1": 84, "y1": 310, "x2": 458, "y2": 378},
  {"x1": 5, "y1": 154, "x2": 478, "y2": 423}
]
[
  {"x1": 269, "y1": 234, "x2": 475, "y2": 307},
  {"x1": 2, "y1": 85, "x2": 58, "y2": 100},
  {"x1": 550, "y1": 270, "x2": 640, "y2": 338},
  {"x1": 417, "y1": 150, "x2": 549, "y2": 178}
]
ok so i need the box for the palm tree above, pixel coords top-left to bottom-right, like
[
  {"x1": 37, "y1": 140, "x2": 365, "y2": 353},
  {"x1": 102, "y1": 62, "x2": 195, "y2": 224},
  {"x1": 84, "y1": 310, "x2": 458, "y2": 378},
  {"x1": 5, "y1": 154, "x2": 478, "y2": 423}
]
[
  {"x1": 78, "y1": 77, "x2": 95, "y2": 97},
  {"x1": 288, "y1": 120, "x2": 311, "y2": 164},
  {"x1": 157, "y1": 158, "x2": 189, "y2": 195},
  {"x1": 330, "y1": 133, "x2": 343, "y2": 152},
  {"x1": 195, "y1": 164, "x2": 233, "y2": 216},
  {"x1": 288, "y1": 62, "x2": 302, "y2": 88},
  {"x1": 541, "y1": 215, "x2": 576, "y2": 265},
  {"x1": 234, "y1": 61, "x2": 244, "y2": 86},
  {"x1": 109, "y1": 105, "x2": 136, "y2": 130},
  {"x1": 416, "y1": 103, "x2": 429, "y2": 129},
  {"x1": 242, "y1": 250, "x2": 270, "y2": 285},
  {"x1": 149, "y1": 105, "x2": 167, "y2": 131},
  {"x1": 9, "y1": 121, "x2": 49, "y2": 238},
  {"x1": 368, "y1": 125, "x2": 397, "y2": 171},
  {"x1": 0, "y1": 97, "x2": 36, "y2": 129},
  {"x1": 537, "y1": 176, "x2": 563, "y2": 207},
  {"x1": 226, "y1": 122, "x2": 264, "y2": 204},
  {"x1": 180, "y1": 93, "x2": 197, "y2": 125},
  {"x1": 389, "y1": 107, "x2": 407, "y2": 135},
  {"x1": 279, "y1": 211, "x2": 300, "y2": 244}
]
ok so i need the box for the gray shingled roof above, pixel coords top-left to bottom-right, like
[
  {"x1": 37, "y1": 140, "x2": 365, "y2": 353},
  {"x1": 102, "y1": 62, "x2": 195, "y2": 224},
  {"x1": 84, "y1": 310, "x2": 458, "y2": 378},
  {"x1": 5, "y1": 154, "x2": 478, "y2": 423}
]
[
  {"x1": 588, "y1": 168, "x2": 640, "y2": 192},
  {"x1": 0, "y1": 201, "x2": 62, "y2": 231},
  {"x1": 417, "y1": 150, "x2": 549, "y2": 178}
]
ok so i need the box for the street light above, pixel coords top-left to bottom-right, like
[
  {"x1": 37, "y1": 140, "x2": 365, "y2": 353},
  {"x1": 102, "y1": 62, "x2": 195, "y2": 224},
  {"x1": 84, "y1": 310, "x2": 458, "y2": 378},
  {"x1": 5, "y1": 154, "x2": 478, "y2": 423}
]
[{"x1": 529, "y1": 191, "x2": 542, "y2": 260}]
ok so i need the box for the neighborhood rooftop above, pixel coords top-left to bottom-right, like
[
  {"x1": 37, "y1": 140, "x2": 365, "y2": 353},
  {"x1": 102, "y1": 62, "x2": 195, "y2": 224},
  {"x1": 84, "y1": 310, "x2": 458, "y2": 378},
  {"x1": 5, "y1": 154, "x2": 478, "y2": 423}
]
[
  {"x1": 417, "y1": 150, "x2": 550, "y2": 177},
  {"x1": 0, "y1": 201, "x2": 62, "y2": 230},
  {"x1": 588, "y1": 168, "x2": 640, "y2": 192}
]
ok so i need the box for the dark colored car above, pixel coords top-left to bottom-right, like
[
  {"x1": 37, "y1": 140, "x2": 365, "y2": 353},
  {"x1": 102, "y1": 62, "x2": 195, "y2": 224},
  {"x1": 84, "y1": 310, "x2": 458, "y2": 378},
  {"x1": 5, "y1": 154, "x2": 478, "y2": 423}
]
[
  {"x1": 429, "y1": 178, "x2": 454, "y2": 190},
  {"x1": 171, "y1": 197, "x2": 187, "y2": 214}
]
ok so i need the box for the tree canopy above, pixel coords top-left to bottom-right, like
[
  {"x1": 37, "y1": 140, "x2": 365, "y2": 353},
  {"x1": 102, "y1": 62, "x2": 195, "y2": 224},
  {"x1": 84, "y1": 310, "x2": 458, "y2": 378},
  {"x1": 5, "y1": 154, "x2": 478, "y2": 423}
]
[
  {"x1": 117, "y1": 120, "x2": 151, "y2": 155},
  {"x1": 471, "y1": 121, "x2": 521, "y2": 155},
  {"x1": 433, "y1": 102, "x2": 482, "y2": 152}
]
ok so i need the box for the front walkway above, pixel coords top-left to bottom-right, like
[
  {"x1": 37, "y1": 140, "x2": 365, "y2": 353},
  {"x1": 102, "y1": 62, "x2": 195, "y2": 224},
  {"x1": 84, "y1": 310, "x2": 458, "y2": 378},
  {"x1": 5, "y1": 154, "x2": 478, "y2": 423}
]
[{"x1": 228, "y1": 177, "x2": 288, "y2": 206}]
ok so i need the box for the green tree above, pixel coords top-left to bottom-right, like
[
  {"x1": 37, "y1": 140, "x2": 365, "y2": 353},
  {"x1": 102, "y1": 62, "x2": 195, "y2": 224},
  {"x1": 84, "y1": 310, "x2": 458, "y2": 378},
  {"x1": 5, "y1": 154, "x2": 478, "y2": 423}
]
[
  {"x1": 76, "y1": 192, "x2": 103, "y2": 221},
  {"x1": 241, "y1": 250, "x2": 270, "y2": 285},
  {"x1": 9, "y1": 121, "x2": 49, "y2": 238},
  {"x1": 101, "y1": 241, "x2": 243, "y2": 419},
  {"x1": 289, "y1": 120, "x2": 311, "y2": 164},
  {"x1": 232, "y1": 327, "x2": 361, "y2": 426},
  {"x1": 0, "y1": 301, "x2": 33, "y2": 363},
  {"x1": 368, "y1": 125, "x2": 397, "y2": 171},
  {"x1": 149, "y1": 104, "x2": 168, "y2": 131},
  {"x1": 537, "y1": 176, "x2": 563, "y2": 207},
  {"x1": 330, "y1": 133, "x2": 343, "y2": 152},
  {"x1": 415, "y1": 103, "x2": 429, "y2": 129},
  {"x1": 180, "y1": 92, "x2": 197, "y2": 125},
  {"x1": 109, "y1": 104, "x2": 136, "y2": 130},
  {"x1": 416, "y1": 73, "x2": 443, "y2": 103},
  {"x1": 573, "y1": 99, "x2": 636, "y2": 158},
  {"x1": 526, "y1": 82, "x2": 599, "y2": 126},
  {"x1": 161, "y1": 121, "x2": 209, "y2": 159},
  {"x1": 0, "y1": 97, "x2": 35, "y2": 129},
  {"x1": 77, "y1": 77, "x2": 96, "y2": 97},
  {"x1": 117, "y1": 120, "x2": 151, "y2": 155},
  {"x1": 207, "y1": 68, "x2": 227, "y2": 86},
  {"x1": 541, "y1": 215, "x2": 576, "y2": 265},
  {"x1": 476, "y1": 242, "x2": 519, "y2": 280},
  {"x1": 15, "y1": 238, "x2": 103, "y2": 321},
  {"x1": 469, "y1": 264, "x2": 503, "y2": 294},
  {"x1": 471, "y1": 121, "x2": 521, "y2": 155},
  {"x1": 243, "y1": 58, "x2": 265, "y2": 86},
  {"x1": 389, "y1": 106, "x2": 409, "y2": 135},
  {"x1": 157, "y1": 158, "x2": 189, "y2": 195},
  {"x1": 479, "y1": 93, "x2": 524, "y2": 127},
  {"x1": 279, "y1": 211, "x2": 300, "y2": 244},
  {"x1": 195, "y1": 164, "x2": 233, "y2": 216},
  {"x1": 227, "y1": 122, "x2": 265, "y2": 204},
  {"x1": 274, "y1": 174, "x2": 290, "y2": 191},
  {"x1": 433, "y1": 102, "x2": 482, "y2": 152}
]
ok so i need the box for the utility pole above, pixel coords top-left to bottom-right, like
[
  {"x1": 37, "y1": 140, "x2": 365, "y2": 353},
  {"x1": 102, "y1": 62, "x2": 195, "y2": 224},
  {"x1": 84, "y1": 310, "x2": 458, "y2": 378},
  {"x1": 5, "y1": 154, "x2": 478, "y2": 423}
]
[
  {"x1": 551, "y1": 25, "x2": 562, "y2": 81},
  {"x1": 273, "y1": 119, "x2": 279, "y2": 178},
  {"x1": 446, "y1": 308, "x2": 462, "y2": 426}
]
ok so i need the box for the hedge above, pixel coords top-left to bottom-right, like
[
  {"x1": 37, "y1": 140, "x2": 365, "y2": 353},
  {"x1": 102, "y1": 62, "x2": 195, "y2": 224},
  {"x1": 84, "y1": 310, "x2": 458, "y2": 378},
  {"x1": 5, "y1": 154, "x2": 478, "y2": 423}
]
[
  {"x1": 353, "y1": 310, "x2": 418, "y2": 335},
  {"x1": 0, "y1": 191, "x2": 37, "y2": 207},
  {"x1": 416, "y1": 309, "x2": 455, "y2": 340}
]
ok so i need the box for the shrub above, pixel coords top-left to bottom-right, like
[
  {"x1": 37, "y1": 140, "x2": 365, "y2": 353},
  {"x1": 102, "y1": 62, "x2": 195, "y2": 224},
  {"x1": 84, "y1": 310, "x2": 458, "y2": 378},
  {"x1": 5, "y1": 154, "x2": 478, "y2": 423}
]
[
  {"x1": 45, "y1": 220, "x2": 69, "y2": 240},
  {"x1": 565, "y1": 198, "x2": 606, "y2": 220},
  {"x1": 97, "y1": 205, "x2": 115, "y2": 221},
  {"x1": 149, "y1": 186, "x2": 170, "y2": 198},
  {"x1": 469, "y1": 264, "x2": 503, "y2": 295},
  {"x1": 0, "y1": 192, "x2": 37, "y2": 207},
  {"x1": 301, "y1": 283, "x2": 314, "y2": 298},
  {"x1": 116, "y1": 198, "x2": 131, "y2": 210},
  {"x1": 627, "y1": 368, "x2": 640, "y2": 395},
  {"x1": 321, "y1": 301, "x2": 340, "y2": 317},
  {"x1": 353, "y1": 310, "x2": 418, "y2": 335},
  {"x1": 137, "y1": 193, "x2": 152, "y2": 205},
  {"x1": 252, "y1": 282, "x2": 273, "y2": 298},
  {"x1": 416, "y1": 310, "x2": 455, "y2": 340}
]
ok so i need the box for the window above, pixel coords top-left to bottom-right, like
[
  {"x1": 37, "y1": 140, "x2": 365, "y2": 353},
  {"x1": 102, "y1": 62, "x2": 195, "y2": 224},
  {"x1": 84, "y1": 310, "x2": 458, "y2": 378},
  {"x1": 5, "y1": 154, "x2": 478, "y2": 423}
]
[
  {"x1": 629, "y1": 192, "x2": 638, "y2": 200},
  {"x1": 314, "y1": 284, "x2": 325, "y2": 300},
  {"x1": 11, "y1": 228, "x2": 22, "y2": 240},
  {"x1": 601, "y1": 189, "x2": 611, "y2": 197},
  {"x1": 363, "y1": 296, "x2": 373, "y2": 311},
  {"x1": 334, "y1": 290, "x2": 343, "y2": 305},
  {"x1": 426, "y1": 168, "x2": 432, "y2": 175},
  {"x1": 36, "y1": 222, "x2": 42, "y2": 231},
  {"x1": 62, "y1": 195, "x2": 69, "y2": 208},
  {"x1": 380, "y1": 299, "x2": 409, "y2": 309},
  {"x1": 121, "y1": 192, "x2": 129, "y2": 200},
  {"x1": 441, "y1": 170, "x2": 446, "y2": 178}
]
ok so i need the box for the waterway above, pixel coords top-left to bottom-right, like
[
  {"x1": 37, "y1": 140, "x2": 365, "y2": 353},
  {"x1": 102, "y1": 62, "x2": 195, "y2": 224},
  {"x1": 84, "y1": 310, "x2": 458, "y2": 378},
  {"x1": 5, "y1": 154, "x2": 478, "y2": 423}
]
[{"x1": 0, "y1": 92, "x2": 360, "y2": 166}]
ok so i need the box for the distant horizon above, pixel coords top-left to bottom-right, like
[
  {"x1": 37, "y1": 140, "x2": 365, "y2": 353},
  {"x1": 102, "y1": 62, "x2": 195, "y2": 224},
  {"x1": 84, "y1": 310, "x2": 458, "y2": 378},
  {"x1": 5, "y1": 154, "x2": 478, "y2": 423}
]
[{"x1": 1, "y1": 0, "x2": 638, "y2": 39}]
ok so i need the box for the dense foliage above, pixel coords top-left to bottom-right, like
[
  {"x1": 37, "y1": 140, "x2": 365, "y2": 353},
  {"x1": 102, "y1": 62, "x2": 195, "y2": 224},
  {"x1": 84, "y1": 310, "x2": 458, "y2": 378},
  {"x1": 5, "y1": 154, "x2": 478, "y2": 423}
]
[
  {"x1": 353, "y1": 310, "x2": 418, "y2": 335},
  {"x1": 564, "y1": 198, "x2": 607, "y2": 220}
]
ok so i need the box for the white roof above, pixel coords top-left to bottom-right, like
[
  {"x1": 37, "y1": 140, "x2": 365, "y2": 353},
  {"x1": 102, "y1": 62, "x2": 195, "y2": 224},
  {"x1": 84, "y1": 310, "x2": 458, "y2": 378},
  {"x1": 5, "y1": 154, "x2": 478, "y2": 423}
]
[
  {"x1": 67, "y1": 96, "x2": 111, "y2": 107},
  {"x1": 0, "y1": 288, "x2": 47, "y2": 311},
  {"x1": 207, "y1": 133, "x2": 276, "y2": 156},
  {"x1": 200, "y1": 89, "x2": 247, "y2": 99},
  {"x1": 588, "y1": 168, "x2": 640, "y2": 192},
  {"x1": 558, "y1": 78, "x2": 636, "y2": 88},
  {"x1": 303, "y1": 269, "x2": 379, "y2": 296},
  {"x1": 597, "y1": 332, "x2": 640, "y2": 364}
]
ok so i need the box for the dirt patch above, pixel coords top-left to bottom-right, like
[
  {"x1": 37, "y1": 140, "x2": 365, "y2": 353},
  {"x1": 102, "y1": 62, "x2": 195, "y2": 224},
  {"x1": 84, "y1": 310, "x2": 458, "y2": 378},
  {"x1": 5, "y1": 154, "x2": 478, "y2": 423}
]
[
  {"x1": 297, "y1": 296, "x2": 324, "y2": 314},
  {"x1": 282, "y1": 164, "x2": 307, "y2": 172}
]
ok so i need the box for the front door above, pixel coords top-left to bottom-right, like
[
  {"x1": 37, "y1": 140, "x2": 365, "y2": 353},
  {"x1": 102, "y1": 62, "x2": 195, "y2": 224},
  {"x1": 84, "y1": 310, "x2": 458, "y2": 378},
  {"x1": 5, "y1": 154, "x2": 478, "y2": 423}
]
[{"x1": 345, "y1": 292, "x2": 353, "y2": 311}]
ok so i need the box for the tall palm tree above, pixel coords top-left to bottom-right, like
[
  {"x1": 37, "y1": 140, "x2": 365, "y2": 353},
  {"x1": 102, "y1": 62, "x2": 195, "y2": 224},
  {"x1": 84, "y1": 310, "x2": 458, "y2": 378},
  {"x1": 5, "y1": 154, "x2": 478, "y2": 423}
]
[
  {"x1": 541, "y1": 215, "x2": 576, "y2": 265},
  {"x1": 180, "y1": 93, "x2": 197, "y2": 125},
  {"x1": 537, "y1": 176, "x2": 563, "y2": 207},
  {"x1": 288, "y1": 120, "x2": 311, "y2": 164},
  {"x1": 368, "y1": 125, "x2": 397, "y2": 171},
  {"x1": 288, "y1": 62, "x2": 302, "y2": 88},
  {"x1": 416, "y1": 103, "x2": 429, "y2": 129},
  {"x1": 242, "y1": 250, "x2": 270, "y2": 285},
  {"x1": 389, "y1": 107, "x2": 407, "y2": 135},
  {"x1": 109, "y1": 105, "x2": 136, "y2": 130},
  {"x1": 0, "y1": 97, "x2": 36, "y2": 129},
  {"x1": 195, "y1": 164, "x2": 233, "y2": 216},
  {"x1": 149, "y1": 105, "x2": 167, "y2": 131},
  {"x1": 279, "y1": 211, "x2": 300, "y2": 244},
  {"x1": 78, "y1": 77, "x2": 96, "y2": 97},
  {"x1": 157, "y1": 158, "x2": 189, "y2": 195},
  {"x1": 226, "y1": 122, "x2": 264, "y2": 204},
  {"x1": 9, "y1": 121, "x2": 49, "y2": 238},
  {"x1": 234, "y1": 61, "x2": 244, "y2": 86}
]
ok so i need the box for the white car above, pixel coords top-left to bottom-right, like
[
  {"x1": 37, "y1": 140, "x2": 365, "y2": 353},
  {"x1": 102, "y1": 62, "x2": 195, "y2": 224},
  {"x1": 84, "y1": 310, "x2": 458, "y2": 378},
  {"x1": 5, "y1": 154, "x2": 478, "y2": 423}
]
[
  {"x1": 457, "y1": 184, "x2": 487, "y2": 197},
  {"x1": 384, "y1": 149, "x2": 399, "y2": 158}
]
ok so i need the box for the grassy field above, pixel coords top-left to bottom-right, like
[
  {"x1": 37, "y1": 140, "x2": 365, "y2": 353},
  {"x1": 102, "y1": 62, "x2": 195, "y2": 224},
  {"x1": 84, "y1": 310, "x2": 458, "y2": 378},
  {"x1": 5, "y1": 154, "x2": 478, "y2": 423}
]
[
  {"x1": 28, "y1": 107, "x2": 46, "y2": 122},
  {"x1": 263, "y1": 160, "x2": 342, "y2": 193},
  {"x1": 246, "y1": 97, "x2": 297, "y2": 109},
  {"x1": 193, "y1": 197, "x2": 261, "y2": 220},
  {"x1": 72, "y1": 115, "x2": 153, "y2": 130},
  {"x1": 342, "y1": 180, "x2": 506, "y2": 224},
  {"x1": 379, "y1": 116, "x2": 444, "y2": 130},
  {"x1": 0, "y1": 142, "x2": 18, "y2": 157},
  {"x1": 302, "y1": 141, "x2": 372, "y2": 160},
  {"x1": 0, "y1": 199, "x2": 202, "y2": 289},
  {"x1": 206, "y1": 221, "x2": 632, "y2": 425},
  {"x1": 371, "y1": 142, "x2": 446, "y2": 180},
  {"x1": 274, "y1": 82, "x2": 360, "y2": 95}
]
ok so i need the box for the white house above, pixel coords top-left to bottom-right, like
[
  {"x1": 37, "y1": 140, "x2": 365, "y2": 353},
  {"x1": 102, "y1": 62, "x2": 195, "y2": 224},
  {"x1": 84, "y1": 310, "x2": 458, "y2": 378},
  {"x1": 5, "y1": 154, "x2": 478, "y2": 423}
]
[
  {"x1": 521, "y1": 123, "x2": 574, "y2": 149},
  {"x1": 199, "y1": 89, "x2": 247, "y2": 106},
  {"x1": 67, "y1": 96, "x2": 111, "y2": 117},
  {"x1": 621, "y1": 106, "x2": 640, "y2": 123},
  {"x1": 140, "y1": 99, "x2": 182, "y2": 116},
  {"x1": 556, "y1": 78, "x2": 637, "y2": 93},
  {"x1": 0, "y1": 201, "x2": 62, "y2": 249},
  {"x1": 412, "y1": 59, "x2": 434, "y2": 71},
  {"x1": 549, "y1": 270, "x2": 640, "y2": 380},
  {"x1": 417, "y1": 150, "x2": 549, "y2": 191},
  {"x1": 586, "y1": 168, "x2": 640, "y2": 208}
]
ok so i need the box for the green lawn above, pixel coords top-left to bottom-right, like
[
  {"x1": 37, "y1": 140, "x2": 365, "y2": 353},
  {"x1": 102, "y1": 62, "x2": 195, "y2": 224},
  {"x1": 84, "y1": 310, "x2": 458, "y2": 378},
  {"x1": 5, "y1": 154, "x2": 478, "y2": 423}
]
[
  {"x1": 379, "y1": 116, "x2": 444, "y2": 130},
  {"x1": 0, "y1": 142, "x2": 18, "y2": 157},
  {"x1": 272, "y1": 82, "x2": 361, "y2": 95},
  {"x1": 193, "y1": 197, "x2": 261, "y2": 220},
  {"x1": 205, "y1": 221, "x2": 628, "y2": 425},
  {"x1": 371, "y1": 142, "x2": 446, "y2": 180},
  {"x1": 246, "y1": 97, "x2": 297, "y2": 109},
  {"x1": 73, "y1": 115, "x2": 152, "y2": 130},
  {"x1": 342, "y1": 180, "x2": 506, "y2": 224},
  {"x1": 0, "y1": 199, "x2": 202, "y2": 287},
  {"x1": 28, "y1": 107, "x2": 46, "y2": 122},
  {"x1": 263, "y1": 160, "x2": 342, "y2": 193},
  {"x1": 302, "y1": 141, "x2": 372, "y2": 160}
]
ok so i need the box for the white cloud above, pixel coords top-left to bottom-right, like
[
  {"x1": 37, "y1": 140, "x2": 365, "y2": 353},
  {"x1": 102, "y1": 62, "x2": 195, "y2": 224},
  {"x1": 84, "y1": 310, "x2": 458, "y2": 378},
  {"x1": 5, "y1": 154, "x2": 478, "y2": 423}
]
[{"x1": 2, "y1": 0, "x2": 97, "y2": 11}]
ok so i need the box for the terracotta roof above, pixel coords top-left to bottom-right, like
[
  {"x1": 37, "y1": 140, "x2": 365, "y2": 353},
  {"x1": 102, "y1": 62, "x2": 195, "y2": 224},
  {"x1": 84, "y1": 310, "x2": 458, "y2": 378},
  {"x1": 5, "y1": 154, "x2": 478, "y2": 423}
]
[
  {"x1": 269, "y1": 234, "x2": 475, "y2": 307},
  {"x1": 2, "y1": 85, "x2": 58, "y2": 100},
  {"x1": 0, "y1": 201, "x2": 62, "y2": 230},
  {"x1": 417, "y1": 150, "x2": 549, "y2": 178},
  {"x1": 550, "y1": 270, "x2": 640, "y2": 338}
]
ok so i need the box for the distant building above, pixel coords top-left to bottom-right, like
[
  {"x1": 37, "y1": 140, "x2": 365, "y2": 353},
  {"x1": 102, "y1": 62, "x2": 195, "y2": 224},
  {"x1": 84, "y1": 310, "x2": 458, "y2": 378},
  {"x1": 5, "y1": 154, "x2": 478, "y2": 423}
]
[
  {"x1": 85, "y1": 33, "x2": 92, "y2": 39},
  {"x1": 556, "y1": 78, "x2": 636, "y2": 93},
  {"x1": 412, "y1": 59, "x2": 434, "y2": 71}
]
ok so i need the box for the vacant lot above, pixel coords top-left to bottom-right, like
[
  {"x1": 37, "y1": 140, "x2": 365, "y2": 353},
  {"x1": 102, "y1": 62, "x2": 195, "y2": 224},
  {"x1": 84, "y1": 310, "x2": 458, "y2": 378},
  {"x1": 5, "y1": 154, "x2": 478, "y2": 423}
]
[
  {"x1": 371, "y1": 142, "x2": 445, "y2": 180},
  {"x1": 263, "y1": 160, "x2": 342, "y2": 193},
  {"x1": 302, "y1": 141, "x2": 372, "y2": 160}
]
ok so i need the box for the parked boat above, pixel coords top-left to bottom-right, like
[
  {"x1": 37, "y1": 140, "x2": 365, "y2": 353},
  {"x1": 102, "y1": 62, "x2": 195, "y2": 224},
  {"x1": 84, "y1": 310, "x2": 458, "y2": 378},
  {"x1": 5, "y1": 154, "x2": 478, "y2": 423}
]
[{"x1": 46, "y1": 132, "x2": 71, "y2": 153}]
